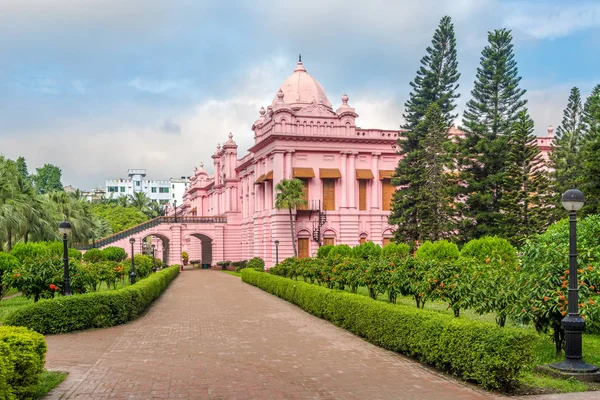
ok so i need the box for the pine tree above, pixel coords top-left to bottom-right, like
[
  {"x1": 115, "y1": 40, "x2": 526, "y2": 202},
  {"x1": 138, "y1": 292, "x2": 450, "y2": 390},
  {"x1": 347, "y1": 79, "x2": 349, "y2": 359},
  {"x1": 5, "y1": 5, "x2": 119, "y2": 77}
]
[
  {"x1": 580, "y1": 85, "x2": 600, "y2": 215},
  {"x1": 391, "y1": 16, "x2": 460, "y2": 244},
  {"x1": 550, "y1": 87, "x2": 584, "y2": 206},
  {"x1": 501, "y1": 110, "x2": 551, "y2": 245},
  {"x1": 15, "y1": 157, "x2": 29, "y2": 183},
  {"x1": 402, "y1": 15, "x2": 460, "y2": 149},
  {"x1": 414, "y1": 103, "x2": 458, "y2": 241},
  {"x1": 459, "y1": 29, "x2": 527, "y2": 241}
]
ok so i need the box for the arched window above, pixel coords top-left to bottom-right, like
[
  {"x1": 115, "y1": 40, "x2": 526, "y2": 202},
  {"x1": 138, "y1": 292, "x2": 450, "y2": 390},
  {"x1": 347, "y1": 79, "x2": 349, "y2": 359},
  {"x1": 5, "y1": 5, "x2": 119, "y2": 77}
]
[{"x1": 323, "y1": 230, "x2": 336, "y2": 246}]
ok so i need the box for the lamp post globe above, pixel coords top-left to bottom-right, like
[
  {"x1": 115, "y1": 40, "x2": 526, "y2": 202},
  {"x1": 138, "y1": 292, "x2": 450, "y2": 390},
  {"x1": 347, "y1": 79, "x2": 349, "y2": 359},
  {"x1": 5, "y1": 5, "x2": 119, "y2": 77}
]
[
  {"x1": 551, "y1": 189, "x2": 598, "y2": 373},
  {"x1": 151, "y1": 244, "x2": 157, "y2": 273},
  {"x1": 59, "y1": 221, "x2": 72, "y2": 296},
  {"x1": 129, "y1": 237, "x2": 136, "y2": 284}
]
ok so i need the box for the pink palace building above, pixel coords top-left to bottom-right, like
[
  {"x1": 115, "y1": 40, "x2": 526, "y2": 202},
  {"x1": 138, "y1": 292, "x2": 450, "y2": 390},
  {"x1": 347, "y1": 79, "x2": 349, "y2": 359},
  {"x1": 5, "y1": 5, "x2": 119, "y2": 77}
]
[
  {"x1": 175, "y1": 59, "x2": 402, "y2": 266},
  {"x1": 96, "y1": 59, "x2": 554, "y2": 267}
]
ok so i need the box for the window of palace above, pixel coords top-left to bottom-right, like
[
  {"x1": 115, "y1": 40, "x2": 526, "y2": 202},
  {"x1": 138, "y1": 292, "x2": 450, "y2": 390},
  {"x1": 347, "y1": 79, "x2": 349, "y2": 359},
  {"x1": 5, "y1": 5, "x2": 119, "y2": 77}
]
[
  {"x1": 382, "y1": 179, "x2": 393, "y2": 211},
  {"x1": 359, "y1": 236, "x2": 367, "y2": 245},
  {"x1": 108, "y1": 186, "x2": 118, "y2": 192},
  {"x1": 323, "y1": 237, "x2": 335, "y2": 246},
  {"x1": 159, "y1": 187, "x2": 169, "y2": 193},
  {"x1": 151, "y1": 187, "x2": 157, "y2": 193},
  {"x1": 382, "y1": 237, "x2": 391, "y2": 247},
  {"x1": 322, "y1": 179, "x2": 335, "y2": 210},
  {"x1": 298, "y1": 237, "x2": 309, "y2": 259},
  {"x1": 355, "y1": 169, "x2": 373, "y2": 211}
]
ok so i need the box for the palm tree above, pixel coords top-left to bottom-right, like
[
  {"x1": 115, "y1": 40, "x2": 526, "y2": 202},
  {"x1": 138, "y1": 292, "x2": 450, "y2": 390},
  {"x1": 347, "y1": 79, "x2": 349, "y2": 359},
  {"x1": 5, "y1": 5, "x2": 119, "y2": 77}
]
[
  {"x1": 275, "y1": 179, "x2": 307, "y2": 257},
  {"x1": 129, "y1": 192, "x2": 151, "y2": 213},
  {"x1": 146, "y1": 201, "x2": 164, "y2": 219}
]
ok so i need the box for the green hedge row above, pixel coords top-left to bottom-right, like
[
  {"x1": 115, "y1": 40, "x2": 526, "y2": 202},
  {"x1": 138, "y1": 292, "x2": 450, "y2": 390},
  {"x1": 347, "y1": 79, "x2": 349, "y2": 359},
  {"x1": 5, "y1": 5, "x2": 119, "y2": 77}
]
[
  {"x1": 5, "y1": 266, "x2": 180, "y2": 334},
  {"x1": 0, "y1": 326, "x2": 47, "y2": 399},
  {"x1": 241, "y1": 269, "x2": 536, "y2": 390}
]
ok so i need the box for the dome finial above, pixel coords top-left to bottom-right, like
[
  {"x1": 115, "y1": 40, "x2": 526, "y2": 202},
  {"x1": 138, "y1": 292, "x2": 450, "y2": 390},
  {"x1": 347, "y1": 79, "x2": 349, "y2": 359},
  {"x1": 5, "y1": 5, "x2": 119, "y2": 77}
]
[
  {"x1": 342, "y1": 93, "x2": 349, "y2": 106},
  {"x1": 277, "y1": 88, "x2": 285, "y2": 102},
  {"x1": 259, "y1": 106, "x2": 266, "y2": 116},
  {"x1": 299, "y1": 53, "x2": 302, "y2": 63},
  {"x1": 228, "y1": 132, "x2": 233, "y2": 139}
]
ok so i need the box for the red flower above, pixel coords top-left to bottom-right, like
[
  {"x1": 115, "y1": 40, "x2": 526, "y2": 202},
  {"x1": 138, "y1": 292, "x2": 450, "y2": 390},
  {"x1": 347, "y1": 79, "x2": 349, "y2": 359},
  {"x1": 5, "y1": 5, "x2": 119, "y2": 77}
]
[{"x1": 49, "y1": 284, "x2": 59, "y2": 291}]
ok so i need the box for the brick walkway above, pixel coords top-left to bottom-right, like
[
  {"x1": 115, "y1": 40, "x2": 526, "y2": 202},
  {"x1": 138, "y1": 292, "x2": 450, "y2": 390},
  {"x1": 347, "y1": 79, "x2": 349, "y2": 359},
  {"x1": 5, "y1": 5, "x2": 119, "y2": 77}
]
[{"x1": 42, "y1": 270, "x2": 593, "y2": 400}]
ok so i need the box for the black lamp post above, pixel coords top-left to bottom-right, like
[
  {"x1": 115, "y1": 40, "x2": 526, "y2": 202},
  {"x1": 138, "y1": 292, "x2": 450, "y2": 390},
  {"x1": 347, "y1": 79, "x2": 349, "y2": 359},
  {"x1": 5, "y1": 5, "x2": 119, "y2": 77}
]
[
  {"x1": 58, "y1": 221, "x2": 72, "y2": 296},
  {"x1": 129, "y1": 237, "x2": 136, "y2": 284},
  {"x1": 551, "y1": 189, "x2": 598, "y2": 373},
  {"x1": 274, "y1": 240, "x2": 280, "y2": 265},
  {"x1": 174, "y1": 200, "x2": 177, "y2": 223},
  {"x1": 152, "y1": 244, "x2": 157, "y2": 273}
]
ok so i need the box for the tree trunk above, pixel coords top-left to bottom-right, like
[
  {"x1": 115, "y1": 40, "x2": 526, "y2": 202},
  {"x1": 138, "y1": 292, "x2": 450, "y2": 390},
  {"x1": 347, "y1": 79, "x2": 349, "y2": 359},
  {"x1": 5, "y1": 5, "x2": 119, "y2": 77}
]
[
  {"x1": 453, "y1": 307, "x2": 460, "y2": 318},
  {"x1": 7, "y1": 229, "x2": 12, "y2": 252},
  {"x1": 289, "y1": 206, "x2": 297, "y2": 257},
  {"x1": 496, "y1": 315, "x2": 506, "y2": 327},
  {"x1": 24, "y1": 231, "x2": 29, "y2": 243}
]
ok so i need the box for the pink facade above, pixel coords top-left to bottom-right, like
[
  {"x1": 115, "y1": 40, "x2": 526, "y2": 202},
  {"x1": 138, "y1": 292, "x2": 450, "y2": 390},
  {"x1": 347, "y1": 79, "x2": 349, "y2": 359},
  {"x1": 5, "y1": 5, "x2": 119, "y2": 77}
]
[{"x1": 91, "y1": 60, "x2": 555, "y2": 267}]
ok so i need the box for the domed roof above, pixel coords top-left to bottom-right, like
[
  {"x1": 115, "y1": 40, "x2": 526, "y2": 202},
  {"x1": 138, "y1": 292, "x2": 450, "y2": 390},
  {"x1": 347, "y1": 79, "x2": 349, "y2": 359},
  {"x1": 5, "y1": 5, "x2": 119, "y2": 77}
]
[{"x1": 272, "y1": 58, "x2": 332, "y2": 109}]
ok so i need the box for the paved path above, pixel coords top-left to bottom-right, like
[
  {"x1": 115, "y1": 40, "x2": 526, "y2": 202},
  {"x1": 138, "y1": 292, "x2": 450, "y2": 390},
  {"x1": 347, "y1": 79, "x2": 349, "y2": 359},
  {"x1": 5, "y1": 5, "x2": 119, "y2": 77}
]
[{"x1": 43, "y1": 270, "x2": 594, "y2": 400}]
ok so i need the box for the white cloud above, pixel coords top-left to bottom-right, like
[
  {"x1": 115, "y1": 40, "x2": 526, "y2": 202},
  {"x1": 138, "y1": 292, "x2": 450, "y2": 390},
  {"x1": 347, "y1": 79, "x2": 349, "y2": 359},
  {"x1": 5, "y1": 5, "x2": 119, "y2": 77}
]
[
  {"x1": 503, "y1": 2, "x2": 600, "y2": 39},
  {"x1": 128, "y1": 78, "x2": 193, "y2": 94}
]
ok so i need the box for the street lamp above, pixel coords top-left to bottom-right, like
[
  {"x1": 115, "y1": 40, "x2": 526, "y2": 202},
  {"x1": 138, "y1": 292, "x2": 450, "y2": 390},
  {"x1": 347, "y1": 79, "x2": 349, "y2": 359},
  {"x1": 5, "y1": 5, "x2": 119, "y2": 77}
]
[
  {"x1": 274, "y1": 240, "x2": 280, "y2": 265},
  {"x1": 58, "y1": 221, "x2": 72, "y2": 296},
  {"x1": 151, "y1": 244, "x2": 157, "y2": 273},
  {"x1": 129, "y1": 237, "x2": 136, "y2": 284},
  {"x1": 551, "y1": 189, "x2": 598, "y2": 373}
]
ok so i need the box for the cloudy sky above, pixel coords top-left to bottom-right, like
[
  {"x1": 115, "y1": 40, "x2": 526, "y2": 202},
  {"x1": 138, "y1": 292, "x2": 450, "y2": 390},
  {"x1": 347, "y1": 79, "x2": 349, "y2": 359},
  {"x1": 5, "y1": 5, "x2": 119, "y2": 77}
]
[{"x1": 1, "y1": 0, "x2": 599, "y2": 189}]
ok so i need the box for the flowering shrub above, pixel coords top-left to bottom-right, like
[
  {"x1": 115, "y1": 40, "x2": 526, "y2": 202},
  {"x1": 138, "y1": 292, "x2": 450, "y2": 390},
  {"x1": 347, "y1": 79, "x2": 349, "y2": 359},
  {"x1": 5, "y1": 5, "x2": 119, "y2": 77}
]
[
  {"x1": 101, "y1": 246, "x2": 127, "y2": 262},
  {"x1": 415, "y1": 240, "x2": 459, "y2": 261}
]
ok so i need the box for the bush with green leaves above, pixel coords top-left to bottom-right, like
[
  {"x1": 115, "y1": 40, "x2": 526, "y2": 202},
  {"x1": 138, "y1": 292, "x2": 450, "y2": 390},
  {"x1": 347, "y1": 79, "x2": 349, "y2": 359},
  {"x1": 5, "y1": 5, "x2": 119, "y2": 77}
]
[
  {"x1": 352, "y1": 241, "x2": 382, "y2": 261},
  {"x1": 381, "y1": 242, "x2": 410, "y2": 259},
  {"x1": 0, "y1": 253, "x2": 19, "y2": 300},
  {"x1": 0, "y1": 326, "x2": 47, "y2": 400},
  {"x1": 316, "y1": 245, "x2": 334, "y2": 259},
  {"x1": 515, "y1": 215, "x2": 600, "y2": 354},
  {"x1": 101, "y1": 246, "x2": 127, "y2": 262},
  {"x1": 242, "y1": 269, "x2": 536, "y2": 391},
  {"x1": 46, "y1": 241, "x2": 82, "y2": 260},
  {"x1": 415, "y1": 240, "x2": 459, "y2": 261},
  {"x1": 327, "y1": 244, "x2": 353, "y2": 259},
  {"x1": 460, "y1": 236, "x2": 517, "y2": 265},
  {"x1": 247, "y1": 257, "x2": 265, "y2": 272},
  {"x1": 4, "y1": 265, "x2": 180, "y2": 334},
  {"x1": 83, "y1": 248, "x2": 103, "y2": 263},
  {"x1": 129, "y1": 254, "x2": 153, "y2": 279},
  {"x1": 232, "y1": 260, "x2": 248, "y2": 272}
]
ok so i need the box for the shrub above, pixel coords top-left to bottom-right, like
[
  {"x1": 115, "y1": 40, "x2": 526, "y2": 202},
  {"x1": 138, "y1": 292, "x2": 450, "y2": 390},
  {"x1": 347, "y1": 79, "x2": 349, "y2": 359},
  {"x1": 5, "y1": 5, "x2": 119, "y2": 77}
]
[
  {"x1": 46, "y1": 242, "x2": 82, "y2": 260},
  {"x1": 352, "y1": 241, "x2": 382, "y2": 260},
  {"x1": 0, "y1": 326, "x2": 47, "y2": 399},
  {"x1": 0, "y1": 253, "x2": 19, "y2": 299},
  {"x1": 101, "y1": 246, "x2": 127, "y2": 262},
  {"x1": 232, "y1": 260, "x2": 248, "y2": 272},
  {"x1": 327, "y1": 244, "x2": 353, "y2": 259},
  {"x1": 10, "y1": 243, "x2": 48, "y2": 263},
  {"x1": 242, "y1": 270, "x2": 536, "y2": 391},
  {"x1": 415, "y1": 240, "x2": 459, "y2": 261},
  {"x1": 460, "y1": 236, "x2": 517, "y2": 265},
  {"x1": 83, "y1": 248, "x2": 103, "y2": 263},
  {"x1": 247, "y1": 257, "x2": 265, "y2": 272},
  {"x1": 129, "y1": 254, "x2": 153, "y2": 279},
  {"x1": 316, "y1": 245, "x2": 334, "y2": 259},
  {"x1": 4, "y1": 266, "x2": 180, "y2": 334},
  {"x1": 381, "y1": 242, "x2": 410, "y2": 259}
]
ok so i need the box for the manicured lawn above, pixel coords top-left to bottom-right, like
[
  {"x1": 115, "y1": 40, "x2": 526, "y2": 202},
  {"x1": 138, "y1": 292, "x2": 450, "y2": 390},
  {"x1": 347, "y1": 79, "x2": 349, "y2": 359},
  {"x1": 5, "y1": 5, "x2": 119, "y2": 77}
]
[
  {"x1": 0, "y1": 295, "x2": 33, "y2": 324},
  {"x1": 34, "y1": 370, "x2": 68, "y2": 399},
  {"x1": 222, "y1": 270, "x2": 241, "y2": 277}
]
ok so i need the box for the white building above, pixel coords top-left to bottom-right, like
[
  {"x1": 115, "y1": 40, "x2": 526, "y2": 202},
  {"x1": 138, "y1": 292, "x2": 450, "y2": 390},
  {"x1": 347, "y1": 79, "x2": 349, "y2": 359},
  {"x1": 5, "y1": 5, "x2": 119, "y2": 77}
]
[{"x1": 104, "y1": 169, "x2": 190, "y2": 205}]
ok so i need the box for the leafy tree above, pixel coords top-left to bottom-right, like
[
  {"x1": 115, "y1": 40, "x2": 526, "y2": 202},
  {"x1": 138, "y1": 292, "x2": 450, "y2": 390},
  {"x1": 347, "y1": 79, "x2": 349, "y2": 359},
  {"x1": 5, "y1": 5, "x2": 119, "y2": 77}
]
[
  {"x1": 500, "y1": 110, "x2": 551, "y2": 245},
  {"x1": 580, "y1": 84, "x2": 600, "y2": 215},
  {"x1": 32, "y1": 163, "x2": 63, "y2": 193},
  {"x1": 15, "y1": 157, "x2": 30, "y2": 183},
  {"x1": 91, "y1": 204, "x2": 148, "y2": 233},
  {"x1": 0, "y1": 253, "x2": 19, "y2": 299},
  {"x1": 391, "y1": 104, "x2": 458, "y2": 242},
  {"x1": 459, "y1": 29, "x2": 527, "y2": 241},
  {"x1": 274, "y1": 179, "x2": 307, "y2": 257},
  {"x1": 550, "y1": 87, "x2": 585, "y2": 216}
]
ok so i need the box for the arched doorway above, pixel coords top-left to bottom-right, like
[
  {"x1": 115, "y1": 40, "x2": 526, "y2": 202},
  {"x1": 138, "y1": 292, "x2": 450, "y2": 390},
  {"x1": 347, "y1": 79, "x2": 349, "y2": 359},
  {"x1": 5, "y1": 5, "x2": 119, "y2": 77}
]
[
  {"x1": 142, "y1": 233, "x2": 170, "y2": 267},
  {"x1": 187, "y1": 233, "x2": 213, "y2": 269}
]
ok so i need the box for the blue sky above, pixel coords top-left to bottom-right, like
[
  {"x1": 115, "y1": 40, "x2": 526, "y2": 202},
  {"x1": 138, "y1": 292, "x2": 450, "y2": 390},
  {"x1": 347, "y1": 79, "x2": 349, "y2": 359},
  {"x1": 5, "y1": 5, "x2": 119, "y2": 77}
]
[{"x1": 0, "y1": 0, "x2": 599, "y2": 189}]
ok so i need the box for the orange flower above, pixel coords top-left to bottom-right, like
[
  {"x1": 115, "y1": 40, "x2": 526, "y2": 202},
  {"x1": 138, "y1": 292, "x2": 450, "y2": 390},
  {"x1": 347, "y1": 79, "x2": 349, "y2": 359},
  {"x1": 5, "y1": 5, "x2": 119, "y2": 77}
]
[{"x1": 543, "y1": 296, "x2": 549, "y2": 302}]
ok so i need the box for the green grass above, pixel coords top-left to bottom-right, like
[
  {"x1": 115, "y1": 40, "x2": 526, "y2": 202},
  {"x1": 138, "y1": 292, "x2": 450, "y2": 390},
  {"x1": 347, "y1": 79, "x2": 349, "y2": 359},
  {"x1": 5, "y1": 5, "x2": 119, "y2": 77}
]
[
  {"x1": 34, "y1": 370, "x2": 67, "y2": 399},
  {"x1": 222, "y1": 270, "x2": 241, "y2": 277},
  {"x1": 3, "y1": 288, "x2": 19, "y2": 297},
  {"x1": 0, "y1": 295, "x2": 33, "y2": 324}
]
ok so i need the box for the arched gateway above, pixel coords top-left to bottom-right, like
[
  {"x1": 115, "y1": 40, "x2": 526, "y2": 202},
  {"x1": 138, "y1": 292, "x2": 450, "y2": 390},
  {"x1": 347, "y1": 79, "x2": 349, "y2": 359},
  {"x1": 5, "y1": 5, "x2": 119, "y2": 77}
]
[{"x1": 82, "y1": 216, "x2": 230, "y2": 267}]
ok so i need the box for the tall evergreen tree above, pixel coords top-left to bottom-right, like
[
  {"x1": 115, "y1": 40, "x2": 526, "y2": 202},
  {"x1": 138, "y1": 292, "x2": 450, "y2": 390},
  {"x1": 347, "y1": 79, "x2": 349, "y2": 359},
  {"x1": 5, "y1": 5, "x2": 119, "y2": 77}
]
[
  {"x1": 459, "y1": 28, "x2": 527, "y2": 241},
  {"x1": 15, "y1": 157, "x2": 29, "y2": 183},
  {"x1": 550, "y1": 87, "x2": 584, "y2": 218},
  {"x1": 580, "y1": 85, "x2": 600, "y2": 215},
  {"x1": 402, "y1": 15, "x2": 460, "y2": 148},
  {"x1": 501, "y1": 110, "x2": 550, "y2": 245},
  {"x1": 390, "y1": 16, "x2": 460, "y2": 244}
]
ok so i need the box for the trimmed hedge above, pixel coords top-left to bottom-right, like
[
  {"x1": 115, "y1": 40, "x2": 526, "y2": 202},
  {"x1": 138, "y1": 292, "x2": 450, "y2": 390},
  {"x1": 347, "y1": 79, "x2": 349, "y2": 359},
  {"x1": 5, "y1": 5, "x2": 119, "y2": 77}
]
[
  {"x1": 242, "y1": 269, "x2": 536, "y2": 390},
  {"x1": 4, "y1": 266, "x2": 180, "y2": 334},
  {"x1": 0, "y1": 326, "x2": 47, "y2": 399}
]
